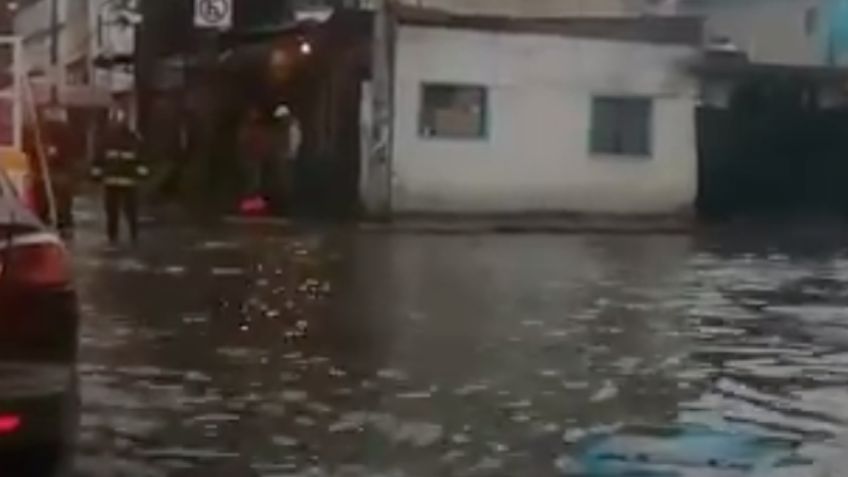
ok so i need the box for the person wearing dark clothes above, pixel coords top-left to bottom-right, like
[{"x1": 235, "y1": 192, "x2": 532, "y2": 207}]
[
  {"x1": 26, "y1": 108, "x2": 82, "y2": 233},
  {"x1": 92, "y1": 110, "x2": 147, "y2": 244},
  {"x1": 43, "y1": 112, "x2": 81, "y2": 234}
]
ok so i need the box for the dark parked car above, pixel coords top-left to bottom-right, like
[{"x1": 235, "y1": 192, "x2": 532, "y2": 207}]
[{"x1": 0, "y1": 168, "x2": 78, "y2": 476}]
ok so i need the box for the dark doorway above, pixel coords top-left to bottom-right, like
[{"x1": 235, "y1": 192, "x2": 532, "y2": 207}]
[
  {"x1": 697, "y1": 74, "x2": 848, "y2": 220},
  {"x1": 222, "y1": 11, "x2": 372, "y2": 220}
]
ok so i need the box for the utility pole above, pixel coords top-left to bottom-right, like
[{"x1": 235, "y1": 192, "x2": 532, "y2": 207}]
[
  {"x1": 49, "y1": 0, "x2": 59, "y2": 103},
  {"x1": 367, "y1": 0, "x2": 393, "y2": 217}
]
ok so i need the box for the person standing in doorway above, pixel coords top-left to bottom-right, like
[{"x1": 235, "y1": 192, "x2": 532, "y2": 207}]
[
  {"x1": 91, "y1": 108, "x2": 148, "y2": 245},
  {"x1": 272, "y1": 104, "x2": 302, "y2": 214}
]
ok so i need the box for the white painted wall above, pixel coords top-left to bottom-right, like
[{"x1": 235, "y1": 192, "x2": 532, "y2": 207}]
[
  {"x1": 14, "y1": 0, "x2": 134, "y2": 104},
  {"x1": 14, "y1": 0, "x2": 67, "y2": 78},
  {"x1": 683, "y1": 0, "x2": 827, "y2": 66},
  {"x1": 394, "y1": 0, "x2": 680, "y2": 17},
  {"x1": 390, "y1": 25, "x2": 699, "y2": 214},
  {"x1": 91, "y1": 0, "x2": 136, "y2": 93}
]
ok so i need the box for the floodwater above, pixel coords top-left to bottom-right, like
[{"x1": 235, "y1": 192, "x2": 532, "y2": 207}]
[{"x1": 68, "y1": 222, "x2": 848, "y2": 476}]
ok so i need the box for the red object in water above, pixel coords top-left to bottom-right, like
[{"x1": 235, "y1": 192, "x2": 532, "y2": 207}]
[
  {"x1": 239, "y1": 196, "x2": 268, "y2": 216},
  {"x1": 0, "y1": 415, "x2": 21, "y2": 434}
]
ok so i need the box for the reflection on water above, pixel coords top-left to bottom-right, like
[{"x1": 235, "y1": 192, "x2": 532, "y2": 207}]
[{"x1": 70, "y1": 229, "x2": 848, "y2": 476}]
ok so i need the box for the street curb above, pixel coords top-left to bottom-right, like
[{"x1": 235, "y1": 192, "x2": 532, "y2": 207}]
[
  {"x1": 358, "y1": 221, "x2": 693, "y2": 235},
  {"x1": 222, "y1": 216, "x2": 294, "y2": 227},
  {"x1": 204, "y1": 214, "x2": 693, "y2": 235}
]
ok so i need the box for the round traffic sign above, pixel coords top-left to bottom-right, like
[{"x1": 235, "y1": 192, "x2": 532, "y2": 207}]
[{"x1": 198, "y1": 0, "x2": 230, "y2": 24}]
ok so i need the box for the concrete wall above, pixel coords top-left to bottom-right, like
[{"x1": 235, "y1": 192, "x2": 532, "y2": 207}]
[
  {"x1": 14, "y1": 0, "x2": 133, "y2": 104},
  {"x1": 14, "y1": 0, "x2": 68, "y2": 78},
  {"x1": 91, "y1": 0, "x2": 136, "y2": 93},
  {"x1": 390, "y1": 25, "x2": 699, "y2": 215},
  {"x1": 684, "y1": 0, "x2": 827, "y2": 66},
  {"x1": 394, "y1": 0, "x2": 681, "y2": 17},
  {"x1": 397, "y1": 0, "x2": 628, "y2": 16}
]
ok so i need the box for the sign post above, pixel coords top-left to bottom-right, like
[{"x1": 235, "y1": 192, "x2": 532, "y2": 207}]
[{"x1": 194, "y1": 0, "x2": 233, "y2": 30}]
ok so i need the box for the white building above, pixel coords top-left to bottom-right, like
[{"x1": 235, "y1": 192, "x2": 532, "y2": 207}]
[
  {"x1": 369, "y1": 11, "x2": 701, "y2": 215},
  {"x1": 682, "y1": 0, "x2": 835, "y2": 66},
  {"x1": 13, "y1": 0, "x2": 135, "y2": 107},
  {"x1": 394, "y1": 0, "x2": 680, "y2": 17}
]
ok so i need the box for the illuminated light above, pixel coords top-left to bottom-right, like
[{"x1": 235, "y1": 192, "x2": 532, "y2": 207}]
[
  {"x1": 300, "y1": 41, "x2": 312, "y2": 55},
  {"x1": 0, "y1": 415, "x2": 21, "y2": 434},
  {"x1": 7, "y1": 2, "x2": 18, "y2": 12}
]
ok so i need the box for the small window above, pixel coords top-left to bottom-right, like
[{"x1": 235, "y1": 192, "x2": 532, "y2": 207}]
[
  {"x1": 419, "y1": 83, "x2": 487, "y2": 139},
  {"x1": 590, "y1": 96, "x2": 653, "y2": 157},
  {"x1": 805, "y1": 7, "x2": 818, "y2": 36}
]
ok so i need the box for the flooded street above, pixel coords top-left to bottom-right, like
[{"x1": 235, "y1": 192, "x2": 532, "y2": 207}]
[{"x1": 68, "y1": 221, "x2": 848, "y2": 476}]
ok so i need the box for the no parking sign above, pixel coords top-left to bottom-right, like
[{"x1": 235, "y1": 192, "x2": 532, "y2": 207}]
[{"x1": 194, "y1": 0, "x2": 233, "y2": 29}]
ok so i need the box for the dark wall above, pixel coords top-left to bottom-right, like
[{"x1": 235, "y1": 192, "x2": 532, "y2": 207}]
[
  {"x1": 0, "y1": 2, "x2": 13, "y2": 34},
  {"x1": 697, "y1": 81, "x2": 848, "y2": 219},
  {"x1": 139, "y1": 0, "x2": 297, "y2": 53}
]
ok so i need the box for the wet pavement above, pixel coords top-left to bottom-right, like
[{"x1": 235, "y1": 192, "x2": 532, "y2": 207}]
[{"x1": 67, "y1": 218, "x2": 848, "y2": 476}]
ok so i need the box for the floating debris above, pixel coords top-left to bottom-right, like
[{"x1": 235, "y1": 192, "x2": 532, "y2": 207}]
[
  {"x1": 590, "y1": 380, "x2": 619, "y2": 402},
  {"x1": 545, "y1": 329, "x2": 570, "y2": 338},
  {"x1": 395, "y1": 421, "x2": 443, "y2": 448},
  {"x1": 441, "y1": 450, "x2": 466, "y2": 463},
  {"x1": 198, "y1": 241, "x2": 238, "y2": 250},
  {"x1": 328, "y1": 367, "x2": 347, "y2": 378},
  {"x1": 557, "y1": 424, "x2": 809, "y2": 475},
  {"x1": 272, "y1": 435, "x2": 299, "y2": 448},
  {"x1": 162, "y1": 265, "x2": 186, "y2": 276},
  {"x1": 329, "y1": 413, "x2": 368, "y2": 433},
  {"x1": 114, "y1": 258, "x2": 148, "y2": 273},
  {"x1": 511, "y1": 413, "x2": 532, "y2": 423},
  {"x1": 396, "y1": 387, "x2": 438, "y2": 400},
  {"x1": 562, "y1": 380, "x2": 590, "y2": 391},
  {"x1": 293, "y1": 415, "x2": 317, "y2": 427},
  {"x1": 305, "y1": 402, "x2": 333, "y2": 415},
  {"x1": 181, "y1": 313, "x2": 208, "y2": 324},
  {"x1": 521, "y1": 319, "x2": 545, "y2": 327},
  {"x1": 468, "y1": 456, "x2": 503, "y2": 473},
  {"x1": 488, "y1": 442, "x2": 509, "y2": 453},
  {"x1": 212, "y1": 267, "x2": 245, "y2": 277},
  {"x1": 503, "y1": 399, "x2": 533, "y2": 409},
  {"x1": 563, "y1": 428, "x2": 588, "y2": 444},
  {"x1": 377, "y1": 368, "x2": 408, "y2": 381},
  {"x1": 454, "y1": 383, "x2": 489, "y2": 396},
  {"x1": 281, "y1": 390, "x2": 308, "y2": 403}
]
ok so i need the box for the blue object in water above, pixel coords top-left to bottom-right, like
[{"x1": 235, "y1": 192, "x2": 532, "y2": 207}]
[{"x1": 558, "y1": 424, "x2": 811, "y2": 476}]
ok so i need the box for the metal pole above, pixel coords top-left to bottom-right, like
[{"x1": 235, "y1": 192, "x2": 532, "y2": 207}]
[
  {"x1": 11, "y1": 37, "x2": 22, "y2": 150},
  {"x1": 22, "y1": 76, "x2": 59, "y2": 228},
  {"x1": 49, "y1": 0, "x2": 59, "y2": 103}
]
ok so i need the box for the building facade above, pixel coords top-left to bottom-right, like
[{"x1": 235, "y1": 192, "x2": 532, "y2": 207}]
[
  {"x1": 393, "y1": 0, "x2": 680, "y2": 17},
  {"x1": 13, "y1": 0, "x2": 134, "y2": 107},
  {"x1": 682, "y1": 0, "x2": 848, "y2": 66},
  {"x1": 377, "y1": 14, "x2": 701, "y2": 215}
]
